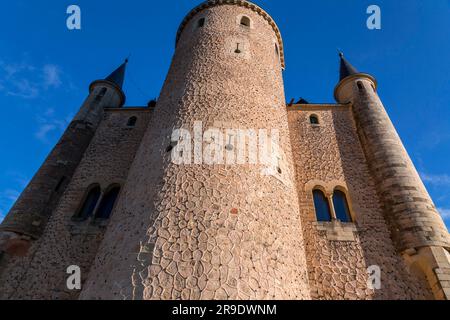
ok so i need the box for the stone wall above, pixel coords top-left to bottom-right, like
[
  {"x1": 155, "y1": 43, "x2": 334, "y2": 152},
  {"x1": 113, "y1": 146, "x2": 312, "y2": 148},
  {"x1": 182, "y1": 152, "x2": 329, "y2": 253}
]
[
  {"x1": 337, "y1": 77, "x2": 450, "y2": 252},
  {"x1": 0, "y1": 83, "x2": 122, "y2": 239},
  {"x1": 0, "y1": 108, "x2": 151, "y2": 299},
  {"x1": 79, "y1": 3, "x2": 310, "y2": 300},
  {"x1": 287, "y1": 104, "x2": 433, "y2": 299},
  {"x1": 1, "y1": 0, "x2": 447, "y2": 302},
  {"x1": 335, "y1": 75, "x2": 450, "y2": 299}
]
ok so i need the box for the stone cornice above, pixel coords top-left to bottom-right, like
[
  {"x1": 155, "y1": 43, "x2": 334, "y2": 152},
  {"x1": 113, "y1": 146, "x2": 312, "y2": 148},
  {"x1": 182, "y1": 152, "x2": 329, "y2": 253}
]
[
  {"x1": 176, "y1": 0, "x2": 286, "y2": 69},
  {"x1": 334, "y1": 73, "x2": 377, "y2": 102},
  {"x1": 89, "y1": 80, "x2": 126, "y2": 107}
]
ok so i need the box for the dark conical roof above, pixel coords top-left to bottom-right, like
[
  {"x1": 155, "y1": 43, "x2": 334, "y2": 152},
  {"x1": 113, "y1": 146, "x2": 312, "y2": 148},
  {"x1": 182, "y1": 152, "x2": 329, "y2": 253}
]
[
  {"x1": 105, "y1": 59, "x2": 128, "y2": 89},
  {"x1": 339, "y1": 52, "x2": 359, "y2": 81}
]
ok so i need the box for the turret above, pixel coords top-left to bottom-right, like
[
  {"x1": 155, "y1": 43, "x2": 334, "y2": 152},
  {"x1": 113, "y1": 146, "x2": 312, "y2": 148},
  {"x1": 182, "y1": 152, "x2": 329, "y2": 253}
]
[
  {"x1": 335, "y1": 53, "x2": 450, "y2": 300},
  {"x1": 0, "y1": 60, "x2": 128, "y2": 254},
  {"x1": 76, "y1": 59, "x2": 127, "y2": 125}
]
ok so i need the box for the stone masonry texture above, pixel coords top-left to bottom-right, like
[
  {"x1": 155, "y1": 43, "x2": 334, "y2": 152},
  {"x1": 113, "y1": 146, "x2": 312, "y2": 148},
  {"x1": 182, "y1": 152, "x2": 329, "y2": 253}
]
[
  {"x1": 80, "y1": 2, "x2": 310, "y2": 300},
  {"x1": 335, "y1": 76, "x2": 450, "y2": 299},
  {"x1": 288, "y1": 105, "x2": 433, "y2": 299},
  {"x1": 350, "y1": 79, "x2": 450, "y2": 251},
  {"x1": 0, "y1": 0, "x2": 449, "y2": 300},
  {"x1": 0, "y1": 108, "x2": 151, "y2": 299}
]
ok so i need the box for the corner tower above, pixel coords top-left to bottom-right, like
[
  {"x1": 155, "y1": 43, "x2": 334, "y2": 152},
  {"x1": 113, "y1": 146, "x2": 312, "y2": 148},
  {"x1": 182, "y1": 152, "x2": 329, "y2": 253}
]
[
  {"x1": 80, "y1": 1, "x2": 310, "y2": 300},
  {"x1": 0, "y1": 60, "x2": 127, "y2": 251},
  {"x1": 335, "y1": 53, "x2": 450, "y2": 300}
]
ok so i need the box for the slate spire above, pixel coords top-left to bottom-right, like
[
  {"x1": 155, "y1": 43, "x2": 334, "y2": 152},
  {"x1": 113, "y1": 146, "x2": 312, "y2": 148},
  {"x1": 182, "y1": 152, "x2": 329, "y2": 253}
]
[
  {"x1": 339, "y1": 52, "x2": 359, "y2": 81},
  {"x1": 105, "y1": 58, "x2": 128, "y2": 89}
]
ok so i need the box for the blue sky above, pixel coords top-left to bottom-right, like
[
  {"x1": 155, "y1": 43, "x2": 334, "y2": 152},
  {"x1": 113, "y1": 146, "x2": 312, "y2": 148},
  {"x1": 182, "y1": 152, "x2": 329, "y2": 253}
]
[{"x1": 0, "y1": 0, "x2": 449, "y2": 227}]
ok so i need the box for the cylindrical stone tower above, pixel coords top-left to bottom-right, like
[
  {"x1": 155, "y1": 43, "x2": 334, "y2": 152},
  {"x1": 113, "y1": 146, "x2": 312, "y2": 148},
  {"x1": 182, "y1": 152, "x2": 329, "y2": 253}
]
[
  {"x1": 335, "y1": 54, "x2": 450, "y2": 300},
  {"x1": 80, "y1": 1, "x2": 310, "y2": 300}
]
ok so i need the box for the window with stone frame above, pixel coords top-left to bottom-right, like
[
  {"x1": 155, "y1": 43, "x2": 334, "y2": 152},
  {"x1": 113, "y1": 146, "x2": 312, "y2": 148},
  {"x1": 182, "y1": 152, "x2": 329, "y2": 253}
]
[
  {"x1": 95, "y1": 186, "x2": 121, "y2": 220},
  {"x1": 313, "y1": 189, "x2": 332, "y2": 222},
  {"x1": 333, "y1": 189, "x2": 353, "y2": 223},
  {"x1": 240, "y1": 16, "x2": 251, "y2": 27},
  {"x1": 74, "y1": 185, "x2": 101, "y2": 220}
]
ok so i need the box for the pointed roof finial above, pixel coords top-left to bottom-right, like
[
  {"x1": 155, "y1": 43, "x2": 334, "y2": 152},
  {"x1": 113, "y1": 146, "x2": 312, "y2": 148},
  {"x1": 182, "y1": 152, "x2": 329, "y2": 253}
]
[
  {"x1": 338, "y1": 51, "x2": 359, "y2": 81},
  {"x1": 105, "y1": 58, "x2": 128, "y2": 89}
]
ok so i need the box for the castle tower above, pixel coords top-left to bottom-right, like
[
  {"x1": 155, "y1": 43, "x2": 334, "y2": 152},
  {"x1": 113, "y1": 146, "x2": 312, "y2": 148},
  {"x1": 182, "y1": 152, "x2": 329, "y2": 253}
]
[
  {"x1": 0, "y1": 61, "x2": 127, "y2": 252},
  {"x1": 80, "y1": 0, "x2": 310, "y2": 300},
  {"x1": 334, "y1": 53, "x2": 450, "y2": 300}
]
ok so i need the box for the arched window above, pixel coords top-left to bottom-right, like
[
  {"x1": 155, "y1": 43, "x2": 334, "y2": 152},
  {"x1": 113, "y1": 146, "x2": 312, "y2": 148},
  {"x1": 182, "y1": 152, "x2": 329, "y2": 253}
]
[
  {"x1": 95, "y1": 186, "x2": 121, "y2": 220},
  {"x1": 357, "y1": 81, "x2": 364, "y2": 91},
  {"x1": 313, "y1": 189, "x2": 332, "y2": 222},
  {"x1": 240, "y1": 16, "x2": 251, "y2": 27},
  {"x1": 95, "y1": 88, "x2": 107, "y2": 101},
  {"x1": 198, "y1": 18, "x2": 205, "y2": 28},
  {"x1": 310, "y1": 115, "x2": 319, "y2": 125},
  {"x1": 127, "y1": 116, "x2": 137, "y2": 127},
  {"x1": 333, "y1": 189, "x2": 352, "y2": 222},
  {"x1": 74, "y1": 185, "x2": 101, "y2": 220}
]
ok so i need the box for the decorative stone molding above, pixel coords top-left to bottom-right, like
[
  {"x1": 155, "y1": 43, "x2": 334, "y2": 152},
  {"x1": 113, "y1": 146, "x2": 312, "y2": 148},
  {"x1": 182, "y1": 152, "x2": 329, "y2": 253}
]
[
  {"x1": 176, "y1": 0, "x2": 286, "y2": 68},
  {"x1": 313, "y1": 221, "x2": 358, "y2": 242},
  {"x1": 403, "y1": 246, "x2": 450, "y2": 300},
  {"x1": 305, "y1": 180, "x2": 358, "y2": 223},
  {"x1": 305, "y1": 179, "x2": 348, "y2": 197}
]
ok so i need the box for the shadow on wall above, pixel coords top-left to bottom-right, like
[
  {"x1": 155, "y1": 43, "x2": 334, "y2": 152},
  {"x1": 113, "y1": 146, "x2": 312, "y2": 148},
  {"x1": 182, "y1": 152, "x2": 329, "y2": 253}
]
[{"x1": 331, "y1": 105, "x2": 434, "y2": 300}]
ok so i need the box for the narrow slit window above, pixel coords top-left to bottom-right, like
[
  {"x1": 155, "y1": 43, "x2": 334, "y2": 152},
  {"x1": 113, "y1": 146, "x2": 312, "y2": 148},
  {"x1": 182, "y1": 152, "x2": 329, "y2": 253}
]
[
  {"x1": 235, "y1": 43, "x2": 241, "y2": 54},
  {"x1": 198, "y1": 18, "x2": 205, "y2": 28},
  {"x1": 313, "y1": 189, "x2": 332, "y2": 222},
  {"x1": 55, "y1": 177, "x2": 67, "y2": 192}
]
